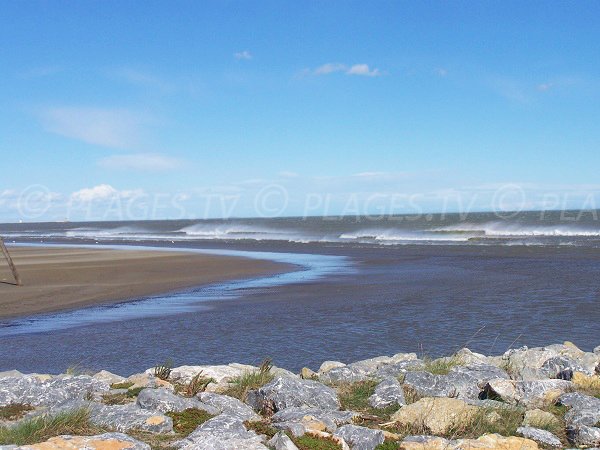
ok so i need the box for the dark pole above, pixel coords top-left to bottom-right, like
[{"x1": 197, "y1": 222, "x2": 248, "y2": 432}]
[{"x1": 0, "y1": 238, "x2": 21, "y2": 286}]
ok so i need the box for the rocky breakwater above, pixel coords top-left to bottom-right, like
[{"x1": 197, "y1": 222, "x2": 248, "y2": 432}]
[{"x1": 0, "y1": 342, "x2": 599, "y2": 449}]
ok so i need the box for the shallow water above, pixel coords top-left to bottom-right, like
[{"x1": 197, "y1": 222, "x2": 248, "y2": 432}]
[{"x1": 0, "y1": 233, "x2": 598, "y2": 375}]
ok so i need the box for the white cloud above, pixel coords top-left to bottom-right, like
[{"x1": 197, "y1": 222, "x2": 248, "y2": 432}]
[
  {"x1": 234, "y1": 50, "x2": 252, "y2": 60},
  {"x1": 434, "y1": 68, "x2": 448, "y2": 77},
  {"x1": 70, "y1": 184, "x2": 144, "y2": 203},
  {"x1": 98, "y1": 153, "x2": 182, "y2": 171},
  {"x1": 537, "y1": 82, "x2": 554, "y2": 91},
  {"x1": 310, "y1": 63, "x2": 382, "y2": 77},
  {"x1": 112, "y1": 68, "x2": 173, "y2": 91},
  {"x1": 346, "y1": 64, "x2": 381, "y2": 77},
  {"x1": 40, "y1": 107, "x2": 145, "y2": 148}
]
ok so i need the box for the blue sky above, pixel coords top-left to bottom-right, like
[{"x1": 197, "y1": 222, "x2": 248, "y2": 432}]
[{"x1": 1, "y1": 1, "x2": 600, "y2": 222}]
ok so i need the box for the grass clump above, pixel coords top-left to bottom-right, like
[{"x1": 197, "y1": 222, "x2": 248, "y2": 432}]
[
  {"x1": 154, "y1": 359, "x2": 173, "y2": 381},
  {"x1": 166, "y1": 408, "x2": 214, "y2": 435},
  {"x1": 224, "y1": 358, "x2": 274, "y2": 401},
  {"x1": 572, "y1": 372, "x2": 600, "y2": 398},
  {"x1": 175, "y1": 371, "x2": 214, "y2": 398},
  {"x1": 101, "y1": 386, "x2": 145, "y2": 405},
  {"x1": 375, "y1": 441, "x2": 400, "y2": 449},
  {"x1": 0, "y1": 408, "x2": 102, "y2": 445},
  {"x1": 446, "y1": 407, "x2": 524, "y2": 439},
  {"x1": 244, "y1": 420, "x2": 278, "y2": 438},
  {"x1": 0, "y1": 404, "x2": 34, "y2": 421},
  {"x1": 292, "y1": 433, "x2": 342, "y2": 450},
  {"x1": 110, "y1": 381, "x2": 134, "y2": 390},
  {"x1": 421, "y1": 355, "x2": 464, "y2": 375},
  {"x1": 337, "y1": 380, "x2": 401, "y2": 423},
  {"x1": 127, "y1": 430, "x2": 179, "y2": 450}
]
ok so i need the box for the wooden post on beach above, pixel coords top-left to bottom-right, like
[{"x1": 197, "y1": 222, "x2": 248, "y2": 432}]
[{"x1": 0, "y1": 238, "x2": 21, "y2": 286}]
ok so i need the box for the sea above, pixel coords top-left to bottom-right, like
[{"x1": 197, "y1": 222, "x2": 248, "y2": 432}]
[{"x1": 0, "y1": 210, "x2": 599, "y2": 375}]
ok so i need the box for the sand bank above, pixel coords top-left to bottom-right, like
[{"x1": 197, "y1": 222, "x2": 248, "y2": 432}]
[{"x1": 0, "y1": 246, "x2": 285, "y2": 319}]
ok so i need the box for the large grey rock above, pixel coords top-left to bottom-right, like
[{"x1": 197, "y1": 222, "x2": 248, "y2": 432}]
[
  {"x1": 501, "y1": 346, "x2": 560, "y2": 380},
  {"x1": 372, "y1": 360, "x2": 424, "y2": 379},
  {"x1": 517, "y1": 426, "x2": 562, "y2": 448},
  {"x1": 16, "y1": 432, "x2": 151, "y2": 450},
  {"x1": 445, "y1": 364, "x2": 510, "y2": 399},
  {"x1": 558, "y1": 392, "x2": 600, "y2": 427},
  {"x1": 318, "y1": 366, "x2": 368, "y2": 384},
  {"x1": 271, "y1": 407, "x2": 358, "y2": 432},
  {"x1": 248, "y1": 376, "x2": 340, "y2": 412},
  {"x1": 319, "y1": 361, "x2": 346, "y2": 373},
  {"x1": 334, "y1": 424, "x2": 384, "y2": 450},
  {"x1": 540, "y1": 355, "x2": 591, "y2": 378},
  {"x1": 0, "y1": 370, "x2": 23, "y2": 379},
  {"x1": 93, "y1": 370, "x2": 125, "y2": 385},
  {"x1": 137, "y1": 388, "x2": 218, "y2": 414},
  {"x1": 198, "y1": 392, "x2": 261, "y2": 421},
  {"x1": 567, "y1": 425, "x2": 600, "y2": 447},
  {"x1": 482, "y1": 378, "x2": 572, "y2": 407},
  {"x1": 594, "y1": 345, "x2": 600, "y2": 355},
  {"x1": 0, "y1": 375, "x2": 109, "y2": 407},
  {"x1": 402, "y1": 371, "x2": 455, "y2": 398},
  {"x1": 174, "y1": 414, "x2": 268, "y2": 449},
  {"x1": 368, "y1": 377, "x2": 405, "y2": 409},
  {"x1": 268, "y1": 431, "x2": 299, "y2": 450},
  {"x1": 88, "y1": 402, "x2": 173, "y2": 433},
  {"x1": 164, "y1": 363, "x2": 256, "y2": 384}
]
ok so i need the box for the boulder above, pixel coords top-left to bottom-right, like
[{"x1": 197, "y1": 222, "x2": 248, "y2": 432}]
[
  {"x1": 558, "y1": 392, "x2": 600, "y2": 427},
  {"x1": 445, "y1": 364, "x2": 510, "y2": 399},
  {"x1": 567, "y1": 425, "x2": 600, "y2": 447},
  {"x1": 319, "y1": 361, "x2": 346, "y2": 373},
  {"x1": 402, "y1": 371, "x2": 455, "y2": 398},
  {"x1": 271, "y1": 407, "x2": 358, "y2": 433},
  {"x1": 482, "y1": 378, "x2": 572, "y2": 407},
  {"x1": 334, "y1": 424, "x2": 384, "y2": 450},
  {"x1": 368, "y1": 377, "x2": 405, "y2": 409},
  {"x1": 198, "y1": 392, "x2": 261, "y2": 421},
  {"x1": 137, "y1": 388, "x2": 218, "y2": 414},
  {"x1": 391, "y1": 397, "x2": 480, "y2": 435},
  {"x1": 247, "y1": 376, "x2": 340, "y2": 412},
  {"x1": 318, "y1": 367, "x2": 368, "y2": 385},
  {"x1": 17, "y1": 432, "x2": 150, "y2": 450},
  {"x1": 399, "y1": 434, "x2": 539, "y2": 450},
  {"x1": 268, "y1": 431, "x2": 299, "y2": 450},
  {"x1": 125, "y1": 373, "x2": 171, "y2": 390},
  {"x1": 500, "y1": 346, "x2": 560, "y2": 380},
  {"x1": 300, "y1": 368, "x2": 317, "y2": 379},
  {"x1": 516, "y1": 426, "x2": 562, "y2": 448},
  {"x1": 540, "y1": 355, "x2": 591, "y2": 378},
  {"x1": 0, "y1": 375, "x2": 109, "y2": 408},
  {"x1": 173, "y1": 414, "x2": 268, "y2": 449},
  {"x1": 92, "y1": 370, "x2": 125, "y2": 386},
  {"x1": 373, "y1": 360, "x2": 424, "y2": 379},
  {"x1": 164, "y1": 363, "x2": 256, "y2": 384},
  {"x1": 523, "y1": 409, "x2": 561, "y2": 429},
  {"x1": 88, "y1": 402, "x2": 173, "y2": 433}
]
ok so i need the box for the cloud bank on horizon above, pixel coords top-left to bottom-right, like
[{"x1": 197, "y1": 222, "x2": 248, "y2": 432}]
[{"x1": 1, "y1": 1, "x2": 599, "y2": 222}]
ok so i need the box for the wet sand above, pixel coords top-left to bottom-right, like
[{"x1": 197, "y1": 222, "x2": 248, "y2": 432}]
[{"x1": 0, "y1": 246, "x2": 285, "y2": 319}]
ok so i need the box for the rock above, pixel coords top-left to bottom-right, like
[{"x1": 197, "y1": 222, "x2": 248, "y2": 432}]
[
  {"x1": 92, "y1": 370, "x2": 125, "y2": 385},
  {"x1": 373, "y1": 360, "x2": 424, "y2": 379},
  {"x1": 402, "y1": 371, "x2": 456, "y2": 398},
  {"x1": 391, "y1": 397, "x2": 480, "y2": 435},
  {"x1": 482, "y1": 378, "x2": 572, "y2": 407},
  {"x1": 454, "y1": 348, "x2": 489, "y2": 365},
  {"x1": 300, "y1": 367, "x2": 317, "y2": 379},
  {"x1": 166, "y1": 364, "x2": 256, "y2": 384},
  {"x1": 368, "y1": 377, "x2": 405, "y2": 409},
  {"x1": 319, "y1": 361, "x2": 346, "y2": 373},
  {"x1": 318, "y1": 367, "x2": 368, "y2": 385},
  {"x1": 399, "y1": 434, "x2": 539, "y2": 450},
  {"x1": 0, "y1": 375, "x2": 109, "y2": 407},
  {"x1": 523, "y1": 409, "x2": 561, "y2": 429},
  {"x1": 558, "y1": 392, "x2": 600, "y2": 427},
  {"x1": 594, "y1": 345, "x2": 600, "y2": 355},
  {"x1": 567, "y1": 425, "x2": 600, "y2": 447},
  {"x1": 88, "y1": 402, "x2": 173, "y2": 433},
  {"x1": 268, "y1": 431, "x2": 299, "y2": 450},
  {"x1": 125, "y1": 373, "x2": 171, "y2": 390},
  {"x1": 18, "y1": 432, "x2": 150, "y2": 449},
  {"x1": 517, "y1": 426, "x2": 562, "y2": 448},
  {"x1": 248, "y1": 376, "x2": 340, "y2": 412},
  {"x1": 0, "y1": 370, "x2": 23, "y2": 379},
  {"x1": 445, "y1": 364, "x2": 510, "y2": 399},
  {"x1": 391, "y1": 353, "x2": 419, "y2": 363},
  {"x1": 501, "y1": 346, "x2": 560, "y2": 380},
  {"x1": 198, "y1": 392, "x2": 261, "y2": 421},
  {"x1": 540, "y1": 355, "x2": 591, "y2": 378},
  {"x1": 271, "y1": 407, "x2": 358, "y2": 433},
  {"x1": 137, "y1": 388, "x2": 218, "y2": 414},
  {"x1": 334, "y1": 424, "x2": 384, "y2": 450},
  {"x1": 174, "y1": 414, "x2": 268, "y2": 449},
  {"x1": 347, "y1": 356, "x2": 395, "y2": 374},
  {"x1": 271, "y1": 367, "x2": 299, "y2": 379}
]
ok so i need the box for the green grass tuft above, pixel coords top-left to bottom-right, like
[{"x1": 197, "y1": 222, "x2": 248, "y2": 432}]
[
  {"x1": 244, "y1": 420, "x2": 278, "y2": 438},
  {"x1": 292, "y1": 433, "x2": 342, "y2": 450},
  {"x1": 166, "y1": 408, "x2": 214, "y2": 436},
  {"x1": 0, "y1": 404, "x2": 34, "y2": 421},
  {"x1": 110, "y1": 381, "x2": 134, "y2": 390},
  {"x1": 224, "y1": 358, "x2": 275, "y2": 401},
  {"x1": 375, "y1": 441, "x2": 400, "y2": 449},
  {"x1": 0, "y1": 408, "x2": 102, "y2": 445},
  {"x1": 421, "y1": 355, "x2": 464, "y2": 375}
]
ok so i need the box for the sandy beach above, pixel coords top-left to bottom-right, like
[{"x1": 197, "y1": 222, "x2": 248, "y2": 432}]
[{"x1": 0, "y1": 246, "x2": 285, "y2": 319}]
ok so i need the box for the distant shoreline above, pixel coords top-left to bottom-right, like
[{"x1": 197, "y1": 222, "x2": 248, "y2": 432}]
[{"x1": 0, "y1": 245, "x2": 287, "y2": 319}]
